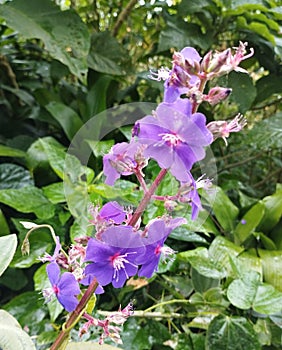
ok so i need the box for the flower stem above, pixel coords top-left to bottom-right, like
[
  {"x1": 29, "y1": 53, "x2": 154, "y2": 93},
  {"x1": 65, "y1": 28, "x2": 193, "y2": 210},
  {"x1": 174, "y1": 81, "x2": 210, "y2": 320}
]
[
  {"x1": 128, "y1": 168, "x2": 168, "y2": 227},
  {"x1": 50, "y1": 278, "x2": 99, "y2": 350}
]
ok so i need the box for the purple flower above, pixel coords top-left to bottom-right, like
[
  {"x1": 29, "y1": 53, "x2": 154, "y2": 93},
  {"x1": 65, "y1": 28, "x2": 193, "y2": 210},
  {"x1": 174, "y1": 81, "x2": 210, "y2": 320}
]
[
  {"x1": 99, "y1": 201, "x2": 126, "y2": 224},
  {"x1": 85, "y1": 226, "x2": 145, "y2": 288},
  {"x1": 39, "y1": 236, "x2": 61, "y2": 263},
  {"x1": 46, "y1": 262, "x2": 81, "y2": 312},
  {"x1": 164, "y1": 47, "x2": 201, "y2": 103},
  {"x1": 133, "y1": 98, "x2": 213, "y2": 182},
  {"x1": 136, "y1": 217, "x2": 186, "y2": 278},
  {"x1": 178, "y1": 171, "x2": 202, "y2": 220},
  {"x1": 103, "y1": 141, "x2": 146, "y2": 185}
]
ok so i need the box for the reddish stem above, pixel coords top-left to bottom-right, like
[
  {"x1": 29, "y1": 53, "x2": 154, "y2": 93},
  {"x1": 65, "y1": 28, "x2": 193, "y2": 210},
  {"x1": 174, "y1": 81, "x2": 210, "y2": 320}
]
[
  {"x1": 50, "y1": 278, "x2": 99, "y2": 350},
  {"x1": 129, "y1": 168, "x2": 168, "y2": 227}
]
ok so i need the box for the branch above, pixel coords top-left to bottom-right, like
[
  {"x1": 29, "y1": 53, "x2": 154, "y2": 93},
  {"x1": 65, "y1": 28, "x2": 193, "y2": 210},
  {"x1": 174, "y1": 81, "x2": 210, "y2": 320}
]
[{"x1": 112, "y1": 0, "x2": 138, "y2": 37}]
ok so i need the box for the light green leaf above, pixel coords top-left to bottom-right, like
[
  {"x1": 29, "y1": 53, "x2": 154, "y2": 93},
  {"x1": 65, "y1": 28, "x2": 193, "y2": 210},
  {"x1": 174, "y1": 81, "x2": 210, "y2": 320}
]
[
  {"x1": 0, "y1": 186, "x2": 55, "y2": 219},
  {"x1": 45, "y1": 102, "x2": 83, "y2": 141},
  {"x1": 0, "y1": 144, "x2": 26, "y2": 158},
  {"x1": 0, "y1": 0, "x2": 90, "y2": 81},
  {"x1": 178, "y1": 247, "x2": 226, "y2": 279},
  {"x1": 258, "y1": 249, "x2": 282, "y2": 292},
  {"x1": 203, "y1": 186, "x2": 239, "y2": 232},
  {"x1": 258, "y1": 186, "x2": 282, "y2": 233},
  {"x1": 85, "y1": 139, "x2": 114, "y2": 158},
  {"x1": 0, "y1": 234, "x2": 17, "y2": 277},
  {"x1": 42, "y1": 182, "x2": 65, "y2": 204},
  {"x1": 253, "y1": 284, "x2": 282, "y2": 315},
  {"x1": 206, "y1": 315, "x2": 261, "y2": 350},
  {"x1": 0, "y1": 310, "x2": 36, "y2": 350},
  {"x1": 234, "y1": 201, "x2": 265, "y2": 244}
]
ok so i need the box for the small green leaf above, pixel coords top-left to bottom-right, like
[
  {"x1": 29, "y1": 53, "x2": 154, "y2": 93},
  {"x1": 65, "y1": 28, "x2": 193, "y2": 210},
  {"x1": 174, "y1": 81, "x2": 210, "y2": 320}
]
[
  {"x1": 42, "y1": 182, "x2": 65, "y2": 204},
  {"x1": 206, "y1": 315, "x2": 261, "y2": 350},
  {"x1": 0, "y1": 234, "x2": 17, "y2": 277},
  {"x1": 0, "y1": 310, "x2": 36, "y2": 350}
]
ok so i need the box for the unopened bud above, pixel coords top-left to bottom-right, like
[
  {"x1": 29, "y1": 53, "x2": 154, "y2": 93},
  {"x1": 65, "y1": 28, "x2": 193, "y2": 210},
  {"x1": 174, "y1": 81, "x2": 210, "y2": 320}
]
[
  {"x1": 203, "y1": 87, "x2": 232, "y2": 105},
  {"x1": 201, "y1": 50, "x2": 213, "y2": 72},
  {"x1": 207, "y1": 48, "x2": 231, "y2": 73}
]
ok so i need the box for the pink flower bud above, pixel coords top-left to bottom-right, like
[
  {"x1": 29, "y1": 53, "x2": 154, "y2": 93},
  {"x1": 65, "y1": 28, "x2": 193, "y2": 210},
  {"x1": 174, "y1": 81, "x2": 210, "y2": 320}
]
[{"x1": 203, "y1": 87, "x2": 232, "y2": 105}]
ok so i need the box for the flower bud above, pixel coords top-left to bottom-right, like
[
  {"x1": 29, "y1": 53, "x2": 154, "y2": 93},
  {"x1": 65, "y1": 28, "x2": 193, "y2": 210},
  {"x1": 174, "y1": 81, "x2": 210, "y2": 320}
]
[{"x1": 203, "y1": 87, "x2": 232, "y2": 105}]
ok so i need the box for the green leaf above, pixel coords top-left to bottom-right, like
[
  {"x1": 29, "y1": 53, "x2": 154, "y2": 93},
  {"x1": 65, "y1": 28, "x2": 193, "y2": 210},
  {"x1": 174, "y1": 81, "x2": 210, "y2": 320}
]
[
  {"x1": 3, "y1": 291, "x2": 48, "y2": 331},
  {"x1": 228, "y1": 72, "x2": 257, "y2": 113},
  {"x1": 0, "y1": 310, "x2": 36, "y2": 350},
  {"x1": 253, "y1": 284, "x2": 282, "y2": 314},
  {"x1": 45, "y1": 102, "x2": 84, "y2": 141},
  {"x1": 258, "y1": 185, "x2": 282, "y2": 233},
  {"x1": 234, "y1": 201, "x2": 265, "y2": 244},
  {"x1": 85, "y1": 139, "x2": 114, "y2": 158},
  {"x1": 0, "y1": 0, "x2": 90, "y2": 81},
  {"x1": 0, "y1": 208, "x2": 10, "y2": 235},
  {"x1": 87, "y1": 32, "x2": 129, "y2": 75},
  {"x1": 258, "y1": 249, "x2": 282, "y2": 292},
  {"x1": 246, "y1": 112, "x2": 282, "y2": 151},
  {"x1": 255, "y1": 74, "x2": 282, "y2": 104},
  {"x1": 0, "y1": 268, "x2": 27, "y2": 291},
  {"x1": 158, "y1": 18, "x2": 213, "y2": 52},
  {"x1": 0, "y1": 144, "x2": 26, "y2": 158},
  {"x1": 42, "y1": 182, "x2": 65, "y2": 204},
  {"x1": 227, "y1": 271, "x2": 261, "y2": 310},
  {"x1": 0, "y1": 186, "x2": 55, "y2": 219},
  {"x1": 178, "y1": 247, "x2": 226, "y2": 279},
  {"x1": 206, "y1": 315, "x2": 261, "y2": 350},
  {"x1": 203, "y1": 186, "x2": 239, "y2": 232},
  {"x1": 0, "y1": 163, "x2": 34, "y2": 190},
  {"x1": 85, "y1": 75, "x2": 112, "y2": 119},
  {"x1": 0, "y1": 234, "x2": 17, "y2": 277}
]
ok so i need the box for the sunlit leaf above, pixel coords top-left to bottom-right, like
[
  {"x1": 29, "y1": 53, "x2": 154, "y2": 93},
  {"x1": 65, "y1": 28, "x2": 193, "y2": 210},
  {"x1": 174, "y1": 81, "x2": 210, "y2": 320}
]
[{"x1": 0, "y1": 235, "x2": 17, "y2": 277}]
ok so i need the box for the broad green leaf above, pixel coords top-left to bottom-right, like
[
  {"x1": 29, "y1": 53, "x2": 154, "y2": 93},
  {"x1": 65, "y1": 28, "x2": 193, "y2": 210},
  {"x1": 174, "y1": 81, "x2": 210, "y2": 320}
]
[
  {"x1": 228, "y1": 72, "x2": 257, "y2": 113},
  {"x1": 246, "y1": 112, "x2": 282, "y2": 150},
  {"x1": 158, "y1": 18, "x2": 213, "y2": 52},
  {"x1": 0, "y1": 310, "x2": 36, "y2": 350},
  {"x1": 0, "y1": 144, "x2": 26, "y2": 158},
  {"x1": 0, "y1": 0, "x2": 90, "y2": 81},
  {"x1": 209, "y1": 236, "x2": 244, "y2": 277},
  {"x1": 203, "y1": 186, "x2": 239, "y2": 232},
  {"x1": 255, "y1": 74, "x2": 282, "y2": 104},
  {"x1": 227, "y1": 271, "x2": 261, "y2": 310},
  {"x1": 258, "y1": 249, "x2": 282, "y2": 292},
  {"x1": 45, "y1": 102, "x2": 83, "y2": 141},
  {"x1": 206, "y1": 315, "x2": 261, "y2": 350},
  {"x1": 253, "y1": 284, "x2": 282, "y2": 314},
  {"x1": 191, "y1": 268, "x2": 219, "y2": 293},
  {"x1": 0, "y1": 163, "x2": 34, "y2": 190},
  {"x1": 234, "y1": 201, "x2": 265, "y2": 244},
  {"x1": 3, "y1": 291, "x2": 48, "y2": 331},
  {"x1": 0, "y1": 268, "x2": 27, "y2": 291},
  {"x1": 87, "y1": 32, "x2": 129, "y2": 75},
  {"x1": 178, "y1": 247, "x2": 226, "y2": 279},
  {"x1": 0, "y1": 186, "x2": 55, "y2": 219},
  {"x1": 0, "y1": 234, "x2": 17, "y2": 277},
  {"x1": 258, "y1": 186, "x2": 282, "y2": 232}
]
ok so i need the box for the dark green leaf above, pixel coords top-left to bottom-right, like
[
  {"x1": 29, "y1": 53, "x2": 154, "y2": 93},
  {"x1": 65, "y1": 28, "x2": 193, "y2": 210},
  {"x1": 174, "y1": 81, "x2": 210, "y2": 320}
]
[
  {"x1": 0, "y1": 209, "x2": 10, "y2": 235},
  {"x1": 258, "y1": 185, "x2": 282, "y2": 232},
  {"x1": 45, "y1": 102, "x2": 84, "y2": 141},
  {"x1": 0, "y1": 163, "x2": 34, "y2": 190},
  {"x1": 206, "y1": 315, "x2": 261, "y2": 350},
  {"x1": 0, "y1": 268, "x2": 28, "y2": 291},
  {"x1": 0, "y1": 0, "x2": 90, "y2": 81}
]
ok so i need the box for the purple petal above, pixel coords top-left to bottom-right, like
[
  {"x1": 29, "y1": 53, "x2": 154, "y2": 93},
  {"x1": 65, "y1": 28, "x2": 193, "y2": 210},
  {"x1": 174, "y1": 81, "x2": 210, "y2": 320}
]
[
  {"x1": 144, "y1": 144, "x2": 174, "y2": 169},
  {"x1": 180, "y1": 47, "x2": 201, "y2": 62},
  {"x1": 57, "y1": 294, "x2": 79, "y2": 312},
  {"x1": 99, "y1": 201, "x2": 126, "y2": 224},
  {"x1": 58, "y1": 272, "x2": 81, "y2": 296},
  {"x1": 85, "y1": 263, "x2": 113, "y2": 286},
  {"x1": 46, "y1": 262, "x2": 60, "y2": 286}
]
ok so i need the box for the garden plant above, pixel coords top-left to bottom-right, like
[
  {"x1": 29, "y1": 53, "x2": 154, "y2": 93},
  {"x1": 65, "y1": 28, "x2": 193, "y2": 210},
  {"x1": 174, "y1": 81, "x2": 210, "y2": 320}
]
[{"x1": 0, "y1": 1, "x2": 282, "y2": 350}]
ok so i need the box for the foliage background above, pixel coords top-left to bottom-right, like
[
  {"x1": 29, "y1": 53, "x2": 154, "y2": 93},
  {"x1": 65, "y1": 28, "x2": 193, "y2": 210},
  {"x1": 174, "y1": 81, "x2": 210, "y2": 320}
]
[{"x1": 0, "y1": 0, "x2": 282, "y2": 349}]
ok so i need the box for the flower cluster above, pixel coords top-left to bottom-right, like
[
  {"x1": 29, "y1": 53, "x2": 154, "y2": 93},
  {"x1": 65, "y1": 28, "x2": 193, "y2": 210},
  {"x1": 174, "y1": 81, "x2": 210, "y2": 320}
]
[{"x1": 37, "y1": 43, "x2": 252, "y2": 346}]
